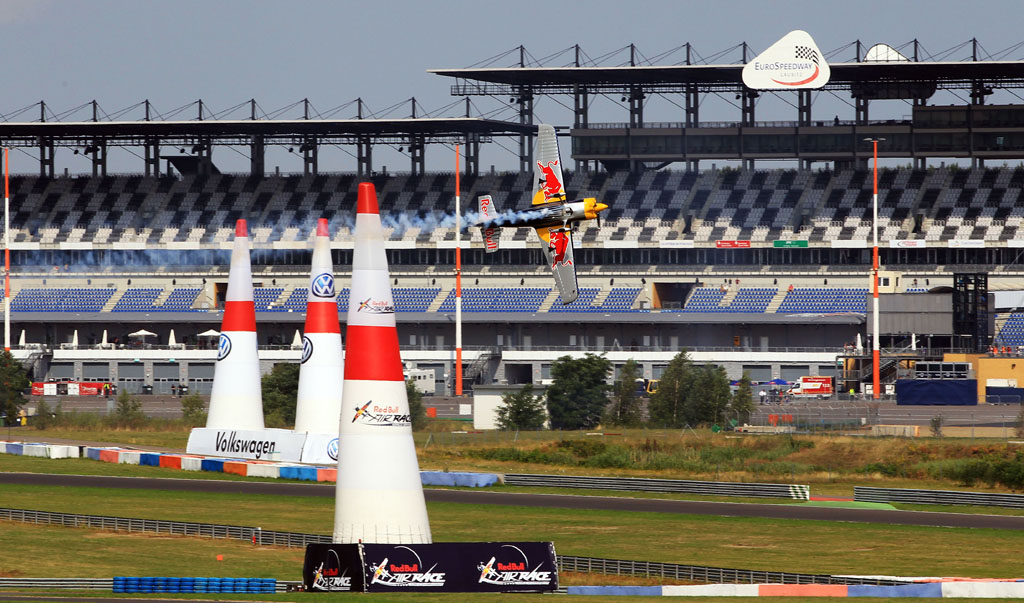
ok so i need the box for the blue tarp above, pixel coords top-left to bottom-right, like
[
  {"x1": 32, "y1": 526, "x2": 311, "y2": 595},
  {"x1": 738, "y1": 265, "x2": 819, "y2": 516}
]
[
  {"x1": 139, "y1": 453, "x2": 161, "y2": 466},
  {"x1": 420, "y1": 471, "x2": 499, "y2": 488},
  {"x1": 6, "y1": 443, "x2": 23, "y2": 455},
  {"x1": 848, "y1": 583, "x2": 943, "y2": 597},
  {"x1": 896, "y1": 379, "x2": 978, "y2": 405},
  {"x1": 986, "y1": 386, "x2": 1024, "y2": 404},
  {"x1": 200, "y1": 459, "x2": 224, "y2": 472},
  {"x1": 279, "y1": 465, "x2": 317, "y2": 481}
]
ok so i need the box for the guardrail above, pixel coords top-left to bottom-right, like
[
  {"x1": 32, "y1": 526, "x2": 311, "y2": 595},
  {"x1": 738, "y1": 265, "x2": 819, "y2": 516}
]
[
  {"x1": 0, "y1": 507, "x2": 903, "y2": 587},
  {"x1": 854, "y1": 486, "x2": 1024, "y2": 509},
  {"x1": 503, "y1": 474, "x2": 810, "y2": 500}
]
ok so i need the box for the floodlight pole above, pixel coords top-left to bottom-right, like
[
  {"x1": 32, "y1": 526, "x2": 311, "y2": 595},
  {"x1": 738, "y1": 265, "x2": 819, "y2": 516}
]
[
  {"x1": 866, "y1": 138, "x2": 885, "y2": 400},
  {"x1": 4, "y1": 147, "x2": 9, "y2": 353},
  {"x1": 454, "y1": 145, "x2": 463, "y2": 396}
]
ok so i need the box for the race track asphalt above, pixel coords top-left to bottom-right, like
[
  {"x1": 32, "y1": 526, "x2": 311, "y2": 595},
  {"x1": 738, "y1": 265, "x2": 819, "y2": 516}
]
[{"x1": 3, "y1": 472, "x2": 1024, "y2": 530}]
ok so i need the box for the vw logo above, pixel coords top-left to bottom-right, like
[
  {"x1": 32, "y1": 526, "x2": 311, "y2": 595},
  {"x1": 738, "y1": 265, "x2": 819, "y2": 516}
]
[
  {"x1": 301, "y1": 336, "x2": 314, "y2": 364},
  {"x1": 311, "y1": 273, "x2": 335, "y2": 298},
  {"x1": 217, "y1": 334, "x2": 232, "y2": 361},
  {"x1": 327, "y1": 438, "x2": 339, "y2": 461}
]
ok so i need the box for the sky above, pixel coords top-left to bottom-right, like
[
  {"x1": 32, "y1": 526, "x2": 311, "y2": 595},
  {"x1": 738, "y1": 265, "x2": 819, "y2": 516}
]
[{"x1": 4, "y1": 0, "x2": 1023, "y2": 174}]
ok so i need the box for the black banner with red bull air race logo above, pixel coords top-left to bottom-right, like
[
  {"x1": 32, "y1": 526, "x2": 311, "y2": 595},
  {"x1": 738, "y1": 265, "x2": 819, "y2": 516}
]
[{"x1": 303, "y1": 542, "x2": 558, "y2": 593}]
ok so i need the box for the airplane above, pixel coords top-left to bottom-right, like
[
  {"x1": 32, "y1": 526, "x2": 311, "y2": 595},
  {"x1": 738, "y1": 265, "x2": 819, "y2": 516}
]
[{"x1": 476, "y1": 124, "x2": 608, "y2": 304}]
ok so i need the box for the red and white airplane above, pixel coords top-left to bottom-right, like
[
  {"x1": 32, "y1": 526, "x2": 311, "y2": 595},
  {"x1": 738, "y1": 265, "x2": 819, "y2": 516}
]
[{"x1": 477, "y1": 124, "x2": 608, "y2": 304}]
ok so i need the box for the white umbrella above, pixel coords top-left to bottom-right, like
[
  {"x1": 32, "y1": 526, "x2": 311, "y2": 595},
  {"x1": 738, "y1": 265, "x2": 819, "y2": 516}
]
[
  {"x1": 18, "y1": 330, "x2": 25, "y2": 347},
  {"x1": 911, "y1": 333, "x2": 917, "y2": 351},
  {"x1": 129, "y1": 329, "x2": 157, "y2": 338},
  {"x1": 71, "y1": 330, "x2": 79, "y2": 348},
  {"x1": 291, "y1": 329, "x2": 302, "y2": 348},
  {"x1": 197, "y1": 329, "x2": 220, "y2": 337},
  {"x1": 101, "y1": 329, "x2": 108, "y2": 346},
  {"x1": 168, "y1": 329, "x2": 177, "y2": 347},
  {"x1": 855, "y1": 333, "x2": 863, "y2": 354}
]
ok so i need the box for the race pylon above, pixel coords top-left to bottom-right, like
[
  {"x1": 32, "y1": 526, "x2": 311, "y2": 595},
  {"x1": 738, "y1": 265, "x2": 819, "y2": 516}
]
[
  {"x1": 206, "y1": 219, "x2": 264, "y2": 430},
  {"x1": 294, "y1": 218, "x2": 344, "y2": 434},
  {"x1": 333, "y1": 182, "x2": 431, "y2": 544}
]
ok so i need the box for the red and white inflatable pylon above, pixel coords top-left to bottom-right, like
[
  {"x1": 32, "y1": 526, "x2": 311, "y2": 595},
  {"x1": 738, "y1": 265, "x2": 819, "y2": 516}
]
[
  {"x1": 206, "y1": 219, "x2": 264, "y2": 430},
  {"x1": 333, "y1": 182, "x2": 431, "y2": 544},
  {"x1": 294, "y1": 218, "x2": 344, "y2": 434}
]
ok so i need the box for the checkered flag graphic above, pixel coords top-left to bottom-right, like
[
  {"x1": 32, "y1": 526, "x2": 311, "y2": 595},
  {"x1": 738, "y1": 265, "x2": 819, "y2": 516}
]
[{"x1": 795, "y1": 45, "x2": 819, "y2": 64}]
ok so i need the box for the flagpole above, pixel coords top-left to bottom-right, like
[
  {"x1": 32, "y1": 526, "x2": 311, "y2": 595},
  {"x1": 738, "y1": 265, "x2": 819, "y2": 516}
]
[{"x1": 454, "y1": 145, "x2": 463, "y2": 396}]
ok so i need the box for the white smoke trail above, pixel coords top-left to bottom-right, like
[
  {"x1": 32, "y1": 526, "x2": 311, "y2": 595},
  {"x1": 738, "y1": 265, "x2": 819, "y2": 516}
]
[{"x1": 376, "y1": 208, "x2": 551, "y2": 237}]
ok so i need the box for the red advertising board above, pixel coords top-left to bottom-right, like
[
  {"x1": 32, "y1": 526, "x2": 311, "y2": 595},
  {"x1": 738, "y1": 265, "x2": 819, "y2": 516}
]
[
  {"x1": 32, "y1": 381, "x2": 111, "y2": 396},
  {"x1": 716, "y1": 240, "x2": 751, "y2": 248}
]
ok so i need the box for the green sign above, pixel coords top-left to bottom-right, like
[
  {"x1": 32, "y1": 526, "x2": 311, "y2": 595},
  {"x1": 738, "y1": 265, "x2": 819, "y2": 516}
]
[{"x1": 773, "y1": 240, "x2": 809, "y2": 248}]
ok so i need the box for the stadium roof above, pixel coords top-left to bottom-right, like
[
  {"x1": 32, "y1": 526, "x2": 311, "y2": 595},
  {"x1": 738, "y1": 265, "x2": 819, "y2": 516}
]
[
  {"x1": 0, "y1": 117, "x2": 535, "y2": 143},
  {"x1": 430, "y1": 60, "x2": 1024, "y2": 91}
]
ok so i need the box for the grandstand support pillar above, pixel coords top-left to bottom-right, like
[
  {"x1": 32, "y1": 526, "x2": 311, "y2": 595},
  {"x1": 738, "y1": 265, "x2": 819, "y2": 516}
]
[
  {"x1": 573, "y1": 84, "x2": 589, "y2": 128},
  {"x1": 797, "y1": 90, "x2": 811, "y2": 126},
  {"x1": 144, "y1": 138, "x2": 160, "y2": 177},
  {"x1": 357, "y1": 136, "x2": 372, "y2": 177},
  {"x1": 629, "y1": 86, "x2": 645, "y2": 128},
  {"x1": 517, "y1": 86, "x2": 534, "y2": 174},
  {"x1": 302, "y1": 137, "x2": 318, "y2": 176},
  {"x1": 741, "y1": 90, "x2": 757, "y2": 126},
  {"x1": 91, "y1": 139, "x2": 107, "y2": 178},
  {"x1": 855, "y1": 97, "x2": 869, "y2": 125},
  {"x1": 250, "y1": 135, "x2": 265, "y2": 176},
  {"x1": 464, "y1": 134, "x2": 479, "y2": 177},
  {"x1": 409, "y1": 135, "x2": 425, "y2": 176},
  {"x1": 38, "y1": 137, "x2": 55, "y2": 178},
  {"x1": 684, "y1": 85, "x2": 699, "y2": 127}
]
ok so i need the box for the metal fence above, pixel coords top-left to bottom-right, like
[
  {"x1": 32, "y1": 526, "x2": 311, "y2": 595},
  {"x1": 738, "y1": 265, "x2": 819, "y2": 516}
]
[
  {"x1": 503, "y1": 474, "x2": 810, "y2": 499},
  {"x1": 557, "y1": 556, "x2": 904, "y2": 586},
  {"x1": 855, "y1": 486, "x2": 1024, "y2": 509},
  {"x1": 0, "y1": 508, "x2": 332, "y2": 547},
  {"x1": 1, "y1": 507, "x2": 901, "y2": 586}
]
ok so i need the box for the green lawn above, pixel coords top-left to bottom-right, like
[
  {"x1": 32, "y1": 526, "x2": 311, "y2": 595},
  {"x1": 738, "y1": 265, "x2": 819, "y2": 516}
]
[{"x1": 3, "y1": 483, "x2": 1024, "y2": 580}]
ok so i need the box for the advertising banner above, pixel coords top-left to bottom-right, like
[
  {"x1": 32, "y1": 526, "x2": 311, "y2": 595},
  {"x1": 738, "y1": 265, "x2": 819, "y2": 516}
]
[
  {"x1": 300, "y1": 433, "x2": 339, "y2": 465},
  {"x1": 185, "y1": 427, "x2": 307, "y2": 462},
  {"x1": 741, "y1": 30, "x2": 830, "y2": 90},
  {"x1": 304, "y1": 544, "x2": 364, "y2": 592},
  {"x1": 303, "y1": 542, "x2": 558, "y2": 593},
  {"x1": 715, "y1": 240, "x2": 751, "y2": 249},
  {"x1": 947, "y1": 239, "x2": 985, "y2": 248},
  {"x1": 889, "y1": 239, "x2": 926, "y2": 248}
]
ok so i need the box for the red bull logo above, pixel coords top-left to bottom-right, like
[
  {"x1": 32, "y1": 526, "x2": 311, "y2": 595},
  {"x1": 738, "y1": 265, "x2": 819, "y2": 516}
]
[
  {"x1": 537, "y1": 160, "x2": 561, "y2": 198},
  {"x1": 548, "y1": 230, "x2": 571, "y2": 267}
]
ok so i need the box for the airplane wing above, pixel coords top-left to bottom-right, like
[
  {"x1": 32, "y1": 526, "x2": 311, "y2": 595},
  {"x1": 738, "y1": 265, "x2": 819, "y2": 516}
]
[
  {"x1": 536, "y1": 226, "x2": 578, "y2": 304},
  {"x1": 532, "y1": 124, "x2": 566, "y2": 205},
  {"x1": 477, "y1": 195, "x2": 499, "y2": 253}
]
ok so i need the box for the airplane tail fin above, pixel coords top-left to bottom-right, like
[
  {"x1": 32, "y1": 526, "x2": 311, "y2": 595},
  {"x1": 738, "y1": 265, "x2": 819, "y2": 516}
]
[
  {"x1": 478, "y1": 195, "x2": 499, "y2": 253},
  {"x1": 532, "y1": 124, "x2": 566, "y2": 205}
]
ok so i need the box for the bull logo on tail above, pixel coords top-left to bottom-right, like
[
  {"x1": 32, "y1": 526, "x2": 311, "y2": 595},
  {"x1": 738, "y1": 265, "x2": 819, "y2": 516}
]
[
  {"x1": 537, "y1": 160, "x2": 561, "y2": 198},
  {"x1": 548, "y1": 230, "x2": 572, "y2": 267}
]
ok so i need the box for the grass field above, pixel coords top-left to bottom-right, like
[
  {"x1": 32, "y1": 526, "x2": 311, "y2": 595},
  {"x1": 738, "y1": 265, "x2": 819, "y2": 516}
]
[{"x1": 3, "y1": 482, "x2": 1024, "y2": 580}]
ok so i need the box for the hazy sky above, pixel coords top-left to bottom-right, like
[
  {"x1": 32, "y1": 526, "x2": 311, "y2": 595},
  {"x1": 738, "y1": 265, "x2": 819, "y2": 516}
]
[{"x1": 4, "y1": 0, "x2": 1022, "y2": 173}]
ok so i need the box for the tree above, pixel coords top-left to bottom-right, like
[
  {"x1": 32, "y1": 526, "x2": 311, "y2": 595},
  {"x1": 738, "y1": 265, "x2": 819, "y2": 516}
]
[
  {"x1": 496, "y1": 384, "x2": 547, "y2": 431},
  {"x1": 606, "y1": 359, "x2": 643, "y2": 427},
  {"x1": 729, "y1": 373, "x2": 756, "y2": 427},
  {"x1": 648, "y1": 351, "x2": 693, "y2": 428},
  {"x1": 648, "y1": 350, "x2": 732, "y2": 428},
  {"x1": 112, "y1": 390, "x2": 145, "y2": 427},
  {"x1": 262, "y1": 363, "x2": 300, "y2": 428},
  {"x1": 546, "y1": 353, "x2": 612, "y2": 430},
  {"x1": 406, "y1": 378, "x2": 428, "y2": 431},
  {"x1": 0, "y1": 350, "x2": 29, "y2": 426},
  {"x1": 180, "y1": 394, "x2": 208, "y2": 426}
]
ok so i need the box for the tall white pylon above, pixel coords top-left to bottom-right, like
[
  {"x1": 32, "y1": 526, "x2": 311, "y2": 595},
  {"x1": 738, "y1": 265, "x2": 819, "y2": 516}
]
[
  {"x1": 294, "y1": 218, "x2": 344, "y2": 434},
  {"x1": 206, "y1": 219, "x2": 264, "y2": 430},
  {"x1": 333, "y1": 182, "x2": 431, "y2": 544}
]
